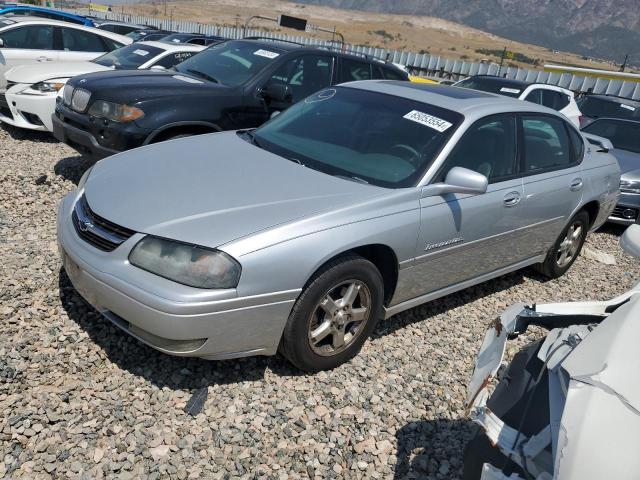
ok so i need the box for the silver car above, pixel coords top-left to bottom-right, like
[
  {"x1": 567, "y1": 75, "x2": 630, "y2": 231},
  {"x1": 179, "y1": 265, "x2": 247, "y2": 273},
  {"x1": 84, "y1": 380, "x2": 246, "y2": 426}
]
[
  {"x1": 580, "y1": 118, "x2": 640, "y2": 225},
  {"x1": 57, "y1": 82, "x2": 620, "y2": 371}
]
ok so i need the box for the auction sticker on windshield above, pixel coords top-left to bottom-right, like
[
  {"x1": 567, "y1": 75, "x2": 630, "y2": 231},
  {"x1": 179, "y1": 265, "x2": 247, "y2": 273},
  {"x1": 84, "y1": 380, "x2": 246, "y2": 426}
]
[
  {"x1": 620, "y1": 104, "x2": 636, "y2": 112},
  {"x1": 254, "y1": 49, "x2": 279, "y2": 59},
  {"x1": 133, "y1": 49, "x2": 150, "y2": 56},
  {"x1": 500, "y1": 87, "x2": 521, "y2": 94},
  {"x1": 403, "y1": 110, "x2": 452, "y2": 132}
]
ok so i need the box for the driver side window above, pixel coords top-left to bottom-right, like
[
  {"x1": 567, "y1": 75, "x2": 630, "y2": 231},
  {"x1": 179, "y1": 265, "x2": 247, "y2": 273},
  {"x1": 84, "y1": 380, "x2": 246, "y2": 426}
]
[
  {"x1": 266, "y1": 55, "x2": 333, "y2": 103},
  {"x1": 439, "y1": 114, "x2": 517, "y2": 184}
]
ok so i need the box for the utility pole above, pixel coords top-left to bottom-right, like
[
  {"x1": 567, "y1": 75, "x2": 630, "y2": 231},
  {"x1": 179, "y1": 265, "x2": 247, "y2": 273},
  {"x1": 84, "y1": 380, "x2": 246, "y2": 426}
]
[{"x1": 497, "y1": 46, "x2": 506, "y2": 77}]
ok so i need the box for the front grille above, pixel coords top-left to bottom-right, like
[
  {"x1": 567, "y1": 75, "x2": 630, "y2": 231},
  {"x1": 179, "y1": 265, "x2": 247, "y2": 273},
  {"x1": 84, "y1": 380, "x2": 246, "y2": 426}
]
[
  {"x1": 71, "y1": 88, "x2": 91, "y2": 112},
  {"x1": 611, "y1": 205, "x2": 638, "y2": 221},
  {"x1": 72, "y1": 194, "x2": 135, "y2": 251}
]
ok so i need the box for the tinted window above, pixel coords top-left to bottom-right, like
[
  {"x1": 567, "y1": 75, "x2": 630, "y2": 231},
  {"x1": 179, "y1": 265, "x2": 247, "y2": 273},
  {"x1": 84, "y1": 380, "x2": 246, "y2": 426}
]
[
  {"x1": 440, "y1": 114, "x2": 517, "y2": 183},
  {"x1": 253, "y1": 87, "x2": 463, "y2": 188},
  {"x1": 0, "y1": 25, "x2": 54, "y2": 49},
  {"x1": 382, "y1": 67, "x2": 407, "y2": 81},
  {"x1": 61, "y1": 28, "x2": 107, "y2": 52},
  {"x1": 456, "y1": 76, "x2": 525, "y2": 97},
  {"x1": 524, "y1": 89, "x2": 543, "y2": 105},
  {"x1": 340, "y1": 58, "x2": 372, "y2": 82},
  {"x1": 152, "y1": 51, "x2": 195, "y2": 68},
  {"x1": 582, "y1": 119, "x2": 640, "y2": 154},
  {"x1": 577, "y1": 96, "x2": 639, "y2": 120},
  {"x1": 522, "y1": 116, "x2": 573, "y2": 173},
  {"x1": 174, "y1": 40, "x2": 283, "y2": 86},
  {"x1": 93, "y1": 43, "x2": 164, "y2": 69},
  {"x1": 100, "y1": 24, "x2": 138, "y2": 35},
  {"x1": 542, "y1": 90, "x2": 570, "y2": 110},
  {"x1": 267, "y1": 54, "x2": 333, "y2": 102}
]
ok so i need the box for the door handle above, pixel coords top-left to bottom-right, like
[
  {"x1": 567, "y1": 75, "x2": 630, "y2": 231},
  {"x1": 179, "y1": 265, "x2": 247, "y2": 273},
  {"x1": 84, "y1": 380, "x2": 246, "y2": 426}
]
[
  {"x1": 570, "y1": 178, "x2": 583, "y2": 191},
  {"x1": 503, "y1": 191, "x2": 521, "y2": 207}
]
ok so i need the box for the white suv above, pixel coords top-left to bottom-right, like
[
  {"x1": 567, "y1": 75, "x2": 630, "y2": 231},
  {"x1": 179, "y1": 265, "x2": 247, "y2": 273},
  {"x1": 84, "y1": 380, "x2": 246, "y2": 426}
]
[{"x1": 454, "y1": 75, "x2": 583, "y2": 127}]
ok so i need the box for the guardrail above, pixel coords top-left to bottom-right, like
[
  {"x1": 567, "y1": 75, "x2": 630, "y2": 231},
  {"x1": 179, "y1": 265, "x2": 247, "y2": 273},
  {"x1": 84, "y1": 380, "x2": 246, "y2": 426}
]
[{"x1": 71, "y1": 9, "x2": 640, "y2": 100}]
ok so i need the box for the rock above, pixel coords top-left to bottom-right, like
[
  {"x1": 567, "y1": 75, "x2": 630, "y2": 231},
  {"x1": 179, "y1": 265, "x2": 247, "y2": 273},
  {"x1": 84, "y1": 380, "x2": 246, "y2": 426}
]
[{"x1": 582, "y1": 246, "x2": 616, "y2": 265}]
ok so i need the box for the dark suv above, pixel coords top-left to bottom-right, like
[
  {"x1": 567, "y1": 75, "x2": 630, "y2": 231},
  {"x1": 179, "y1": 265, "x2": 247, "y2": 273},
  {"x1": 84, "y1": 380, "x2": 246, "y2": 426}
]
[{"x1": 52, "y1": 38, "x2": 409, "y2": 159}]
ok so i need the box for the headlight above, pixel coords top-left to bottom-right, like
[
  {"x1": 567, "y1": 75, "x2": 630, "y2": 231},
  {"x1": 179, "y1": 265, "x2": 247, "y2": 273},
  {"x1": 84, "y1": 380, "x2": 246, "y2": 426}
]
[
  {"x1": 129, "y1": 236, "x2": 241, "y2": 289},
  {"x1": 88, "y1": 100, "x2": 144, "y2": 122},
  {"x1": 20, "y1": 79, "x2": 68, "y2": 95},
  {"x1": 78, "y1": 165, "x2": 94, "y2": 189},
  {"x1": 620, "y1": 179, "x2": 640, "y2": 194}
]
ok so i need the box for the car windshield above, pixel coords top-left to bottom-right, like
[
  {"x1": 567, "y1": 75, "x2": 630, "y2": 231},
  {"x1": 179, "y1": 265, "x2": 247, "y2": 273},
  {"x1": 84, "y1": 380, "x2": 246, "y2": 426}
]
[
  {"x1": 92, "y1": 44, "x2": 164, "y2": 69},
  {"x1": 456, "y1": 77, "x2": 524, "y2": 98},
  {"x1": 126, "y1": 30, "x2": 153, "y2": 41},
  {"x1": 174, "y1": 40, "x2": 283, "y2": 86},
  {"x1": 252, "y1": 87, "x2": 463, "y2": 188},
  {"x1": 582, "y1": 119, "x2": 640, "y2": 154},
  {"x1": 577, "y1": 96, "x2": 639, "y2": 120}
]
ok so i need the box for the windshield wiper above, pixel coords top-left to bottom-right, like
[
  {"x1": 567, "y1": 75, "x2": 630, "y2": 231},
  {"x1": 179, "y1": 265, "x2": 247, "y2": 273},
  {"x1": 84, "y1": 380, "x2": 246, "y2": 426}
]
[
  {"x1": 336, "y1": 175, "x2": 369, "y2": 184},
  {"x1": 185, "y1": 69, "x2": 219, "y2": 83}
]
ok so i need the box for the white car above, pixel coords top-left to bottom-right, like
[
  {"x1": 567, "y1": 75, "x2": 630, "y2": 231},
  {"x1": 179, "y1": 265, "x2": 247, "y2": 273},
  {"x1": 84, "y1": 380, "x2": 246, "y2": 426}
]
[
  {"x1": 466, "y1": 224, "x2": 640, "y2": 479},
  {"x1": 0, "y1": 17, "x2": 131, "y2": 92},
  {"x1": 1, "y1": 41, "x2": 204, "y2": 132},
  {"x1": 454, "y1": 75, "x2": 583, "y2": 127}
]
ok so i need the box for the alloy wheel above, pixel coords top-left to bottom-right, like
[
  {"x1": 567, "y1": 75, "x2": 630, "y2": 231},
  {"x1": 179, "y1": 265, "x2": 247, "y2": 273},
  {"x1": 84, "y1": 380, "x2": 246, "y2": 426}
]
[{"x1": 556, "y1": 222, "x2": 583, "y2": 267}]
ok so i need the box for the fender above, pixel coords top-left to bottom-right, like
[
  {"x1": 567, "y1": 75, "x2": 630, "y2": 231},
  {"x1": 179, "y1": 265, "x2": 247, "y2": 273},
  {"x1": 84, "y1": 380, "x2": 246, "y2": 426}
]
[{"x1": 144, "y1": 121, "x2": 223, "y2": 145}]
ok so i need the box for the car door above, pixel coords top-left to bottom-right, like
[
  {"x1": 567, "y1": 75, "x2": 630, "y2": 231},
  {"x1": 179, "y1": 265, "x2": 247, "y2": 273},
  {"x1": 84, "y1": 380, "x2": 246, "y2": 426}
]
[
  {"x1": 394, "y1": 114, "x2": 527, "y2": 303},
  {"x1": 518, "y1": 114, "x2": 584, "y2": 256},
  {"x1": 0, "y1": 24, "x2": 57, "y2": 90},
  {"x1": 57, "y1": 26, "x2": 110, "y2": 62}
]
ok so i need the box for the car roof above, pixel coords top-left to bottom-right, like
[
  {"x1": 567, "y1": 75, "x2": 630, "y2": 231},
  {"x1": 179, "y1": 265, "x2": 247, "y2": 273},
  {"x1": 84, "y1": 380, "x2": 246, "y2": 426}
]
[
  {"x1": 0, "y1": 5, "x2": 88, "y2": 21},
  {"x1": 0, "y1": 17, "x2": 132, "y2": 41},
  {"x1": 345, "y1": 81, "x2": 557, "y2": 117},
  {"x1": 137, "y1": 40, "x2": 206, "y2": 52},
  {"x1": 583, "y1": 94, "x2": 640, "y2": 106}
]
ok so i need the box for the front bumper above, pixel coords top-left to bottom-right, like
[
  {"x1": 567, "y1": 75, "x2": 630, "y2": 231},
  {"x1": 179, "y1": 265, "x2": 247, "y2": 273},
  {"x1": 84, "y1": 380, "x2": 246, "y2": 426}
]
[
  {"x1": 0, "y1": 86, "x2": 55, "y2": 132},
  {"x1": 608, "y1": 192, "x2": 640, "y2": 225},
  {"x1": 57, "y1": 192, "x2": 299, "y2": 359},
  {"x1": 52, "y1": 104, "x2": 149, "y2": 159}
]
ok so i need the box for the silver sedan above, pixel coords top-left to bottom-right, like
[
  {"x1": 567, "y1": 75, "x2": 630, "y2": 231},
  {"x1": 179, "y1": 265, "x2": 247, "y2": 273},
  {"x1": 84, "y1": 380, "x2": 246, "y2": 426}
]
[{"x1": 57, "y1": 82, "x2": 620, "y2": 371}]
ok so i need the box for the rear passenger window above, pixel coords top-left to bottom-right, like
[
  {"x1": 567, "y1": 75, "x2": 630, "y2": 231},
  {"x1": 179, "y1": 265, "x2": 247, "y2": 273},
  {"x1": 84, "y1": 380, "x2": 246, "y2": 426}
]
[
  {"x1": 522, "y1": 116, "x2": 573, "y2": 173},
  {"x1": 524, "y1": 89, "x2": 543, "y2": 105},
  {"x1": 440, "y1": 114, "x2": 517, "y2": 183},
  {"x1": 542, "y1": 90, "x2": 570, "y2": 111},
  {"x1": 340, "y1": 58, "x2": 372, "y2": 83},
  {"x1": 61, "y1": 28, "x2": 107, "y2": 52}
]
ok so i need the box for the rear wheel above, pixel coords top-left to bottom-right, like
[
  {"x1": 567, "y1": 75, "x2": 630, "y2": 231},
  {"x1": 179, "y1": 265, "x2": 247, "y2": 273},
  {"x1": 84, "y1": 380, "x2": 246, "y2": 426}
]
[
  {"x1": 280, "y1": 255, "x2": 383, "y2": 372},
  {"x1": 536, "y1": 210, "x2": 589, "y2": 278}
]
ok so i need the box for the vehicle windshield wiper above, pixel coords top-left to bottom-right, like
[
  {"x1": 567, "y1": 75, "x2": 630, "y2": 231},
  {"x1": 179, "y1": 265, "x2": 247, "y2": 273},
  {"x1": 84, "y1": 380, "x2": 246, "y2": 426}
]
[
  {"x1": 185, "y1": 69, "x2": 219, "y2": 83},
  {"x1": 336, "y1": 175, "x2": 369, "y2": 184}
]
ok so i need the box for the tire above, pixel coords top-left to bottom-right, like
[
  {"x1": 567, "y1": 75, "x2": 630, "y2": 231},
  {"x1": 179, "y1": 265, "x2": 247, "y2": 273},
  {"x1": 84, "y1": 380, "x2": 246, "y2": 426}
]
[
  {"x1": 280, "y1": 254, "x2": 384, "y2": 372},
  {"x1": 536, "y1": 210, "x2": 589, "y2": 279}
]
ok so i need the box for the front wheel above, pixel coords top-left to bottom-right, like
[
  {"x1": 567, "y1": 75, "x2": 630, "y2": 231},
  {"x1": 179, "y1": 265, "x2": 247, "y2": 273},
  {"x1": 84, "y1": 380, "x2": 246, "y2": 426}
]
[
  {"x1": 536, "y1": 210, "x2": 589, "y2": 279},
  {"x1": 280, "y1": 255, "x2": 384, "y2": 372}
]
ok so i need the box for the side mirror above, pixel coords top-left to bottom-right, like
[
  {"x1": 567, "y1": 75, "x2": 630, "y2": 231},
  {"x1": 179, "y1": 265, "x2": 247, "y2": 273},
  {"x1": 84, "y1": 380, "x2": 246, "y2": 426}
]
[
  {"x1": 621, "y1": 224, "x2": 640, "y2": 259},
  {"x1": 422, "y1": 166, "x2": 488, "y2": 197},
  {"x1": 582, "y1": 132, "x2": 614, "y2": 152},
  {"x1": 260, "y1": 83, "x2": 292, "y2": 103}
]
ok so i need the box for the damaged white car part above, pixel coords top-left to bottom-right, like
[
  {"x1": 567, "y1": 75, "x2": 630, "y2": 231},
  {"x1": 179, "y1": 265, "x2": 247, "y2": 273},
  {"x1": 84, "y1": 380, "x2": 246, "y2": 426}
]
[{"x1": 466, "y1": 224, "x2": 640, "y2": 480}]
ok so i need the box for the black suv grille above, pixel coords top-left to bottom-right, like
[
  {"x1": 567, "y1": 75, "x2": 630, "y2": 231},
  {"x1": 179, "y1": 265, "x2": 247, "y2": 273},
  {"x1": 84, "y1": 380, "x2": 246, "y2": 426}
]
[{"x1": 72, "y1": 195, "x2": 135, "y2": 251}]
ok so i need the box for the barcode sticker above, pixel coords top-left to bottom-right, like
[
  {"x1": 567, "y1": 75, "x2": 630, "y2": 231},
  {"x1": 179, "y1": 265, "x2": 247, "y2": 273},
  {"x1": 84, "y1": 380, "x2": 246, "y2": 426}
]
[
  {"x1": 254, "y1": 49, "x2": 279, "y2": 59},
  {"x1": 403, "y1": 110, "x2": 452, "y2": 132}
]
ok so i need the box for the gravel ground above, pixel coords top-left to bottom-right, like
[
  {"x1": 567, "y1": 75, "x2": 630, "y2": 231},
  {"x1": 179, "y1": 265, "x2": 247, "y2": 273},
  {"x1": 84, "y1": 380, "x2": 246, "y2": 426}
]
[{"x1": 1, "y1": 123, "x2": 639, "y2": 480}]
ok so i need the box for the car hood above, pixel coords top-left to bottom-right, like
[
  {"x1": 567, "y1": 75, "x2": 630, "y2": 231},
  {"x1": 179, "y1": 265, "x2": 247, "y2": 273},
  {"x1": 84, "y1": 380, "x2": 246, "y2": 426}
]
[
  {"x1": 610, "y1": 148, "x2": 640, "y2": 175},
  {"x1": 5, "y1": 61, "x2": 110, "y2": 84},
  {"x1": 68, "y1": 69, "x2": 227, "y2": 103},
  {"x1": 84, "y1": 132, "x2": 385, "y2": 249}
]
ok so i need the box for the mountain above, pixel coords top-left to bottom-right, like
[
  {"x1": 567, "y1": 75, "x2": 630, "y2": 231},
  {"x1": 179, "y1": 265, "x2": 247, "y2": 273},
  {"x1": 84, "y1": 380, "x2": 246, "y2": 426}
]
[{"x1": 295, "y1": 0, "x2": 640, "y2": 64}]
